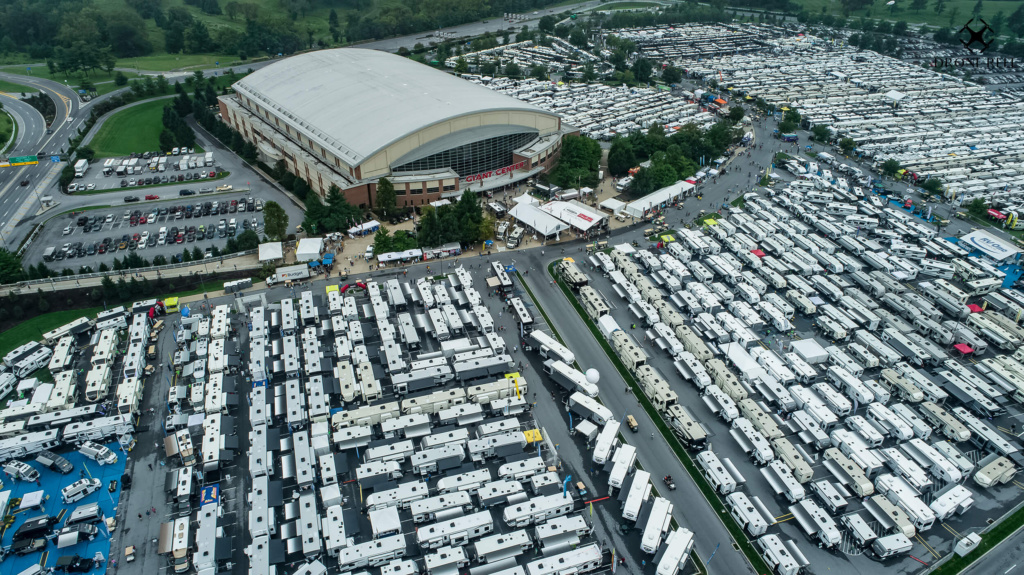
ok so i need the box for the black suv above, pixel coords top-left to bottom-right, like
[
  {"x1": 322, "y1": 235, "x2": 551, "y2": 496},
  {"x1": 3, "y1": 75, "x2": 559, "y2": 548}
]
[
  {"x1": 124, "y1": 195, "x2": 139, "y2": 203},
  {"x1": 179, "y1": 189, "x2": 195, "y2": 196},
  {"x1": 36, "y1": 450, "x2": 73, "y2": 474}
]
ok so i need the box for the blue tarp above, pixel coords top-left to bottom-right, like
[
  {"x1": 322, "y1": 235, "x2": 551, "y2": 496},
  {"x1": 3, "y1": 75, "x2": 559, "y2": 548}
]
[
  {"x1": 1, "y1": 440, "x2": 127, "y2": 575},
  {"x1": 323, "y1": 254, "x2": 334, "y2": 265}
]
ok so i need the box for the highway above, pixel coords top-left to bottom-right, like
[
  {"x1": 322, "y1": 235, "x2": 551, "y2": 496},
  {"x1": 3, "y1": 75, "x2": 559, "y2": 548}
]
[{"x1": 0, "y1": 73, "x2": 82, "y2": 250}]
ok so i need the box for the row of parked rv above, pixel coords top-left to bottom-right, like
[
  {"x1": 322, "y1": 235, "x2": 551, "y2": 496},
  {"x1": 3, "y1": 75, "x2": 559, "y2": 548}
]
[
  {"x1": 469, "y1": 77, "x2": 716, "y2": 140},
  {"x1": 605, "y1": 23, "x2": 777, "y2": 61},
  {"x1": 0, "y1": 301, "x2": 161, "y2": 568},
  {"x1": 205, "y1": 265, "x2": 691, "y2": 575},
  {"x1": 684, "y1": 37, "x2": 1024, "y2": 209},
  {"x1": 447, "y1": 37, "x2": 610, "y2": 77},
  {"x1": 559, "y1": 188, "x2": 1024, "y2": 574}
]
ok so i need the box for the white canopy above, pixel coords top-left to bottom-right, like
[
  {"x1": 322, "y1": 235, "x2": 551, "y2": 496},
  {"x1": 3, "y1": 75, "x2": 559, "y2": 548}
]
[
  {"x1": 624, "y1": 181, "x2": 695, "y2": 218},
  {"x1": 348, "y1": 220, "x2": 380, "y2": 235},
  {"x1": 960, "y1": 230, "x2": 1022, "y2": 262},
  {"x1": 509, "y1": 203, "x2": 568, "y2": 238},
  {"x1": 430, "y1": 199, "x2": 451, "y2": 208},
  {"x1": 599, "y1": 198, "x2": 627, "y2": 214},
  {"x1": 19, "y1": 490, "x2": 44, "y2": 510},
  {"x1": 295, "y1": 238, "x2": 324, "y2": 262},
  {"x1": 259, "y1": 242, "x2": 283, "y2": 262},
  {"x1": 512, "y1": 193, "x2": 539, "y2": 207},
  {"x1": 538, "y1": 201, "x2": 605, "y2": 232}
]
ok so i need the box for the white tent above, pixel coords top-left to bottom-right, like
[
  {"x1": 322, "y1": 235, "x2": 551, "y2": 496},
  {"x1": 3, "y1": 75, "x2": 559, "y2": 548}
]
[
  {"x1": 512, "y1": 193, "x2": 539, "y2": 207},
  {"x1": 259, "y1": 242, "x2": 283, "y2": 262},
  {"x1": 296, "y1": 238, "x2": 324, "y2": 262},
  {"x1": 599, "y1": 198, "x2": 627, "y2": 214},
  {"x1": 960, "y1": 230, "x2": 1022, "y2": 263},
  {"x1": 348, "y1": 220, "x2": 380, "y2": 236},
  {"x1": 624, "y1": 181, "x2": 695, "y2": 218},
  {"x1": 539, "y1": 201, "x2": 605, "y2": 232},
  {"x1": 509, "y1": 203, "x2": 568, "y2": 238}
]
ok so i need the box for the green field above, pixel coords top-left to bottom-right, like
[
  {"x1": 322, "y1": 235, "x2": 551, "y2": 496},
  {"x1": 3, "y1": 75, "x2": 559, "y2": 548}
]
[
  {"x1": 0, "y1": 78, "x2": 37, "y2": 94},
  {"x1": 89, "y1": 98, "x2": 173, "y2": 158},
  {"x1": 0, "y1": 109, "x2": 15, "y2": 154},
  {"x1": 0, "y1": 307, "x2": 105, "y2": 359},
  {"x1": 784, "y1": 0, "x2": 1011, "y2": 29}
]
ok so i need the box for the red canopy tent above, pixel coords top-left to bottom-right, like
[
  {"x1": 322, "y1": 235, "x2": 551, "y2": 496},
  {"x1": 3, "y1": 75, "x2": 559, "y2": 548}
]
[
  {"x1": 967, "y1": 304, "x2": 984, "y2": 313},
  {"x1": 952, "y1": 343, "x2": 974, "y2": 358},
  {"x1": 987, "y1": 209, "x2": 1007, "y2": 220},
  {"x1": 751, "y1": 249, "x2": 766, "y2": 258}
]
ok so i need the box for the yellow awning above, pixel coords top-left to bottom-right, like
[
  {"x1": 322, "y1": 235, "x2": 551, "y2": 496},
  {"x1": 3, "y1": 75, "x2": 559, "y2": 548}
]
[
  {"x1": 326, "y1": 285, "x2": 339, "y2": 294},
  {"x1": 705, "y1": 219, "x2": 718, "y2": 225},
  {"x1": 781, "y1": 106, "x2": 791, "y2": 111},
  {"x1": 524, "y1": 429, "x2": 543, "y2": 443}
]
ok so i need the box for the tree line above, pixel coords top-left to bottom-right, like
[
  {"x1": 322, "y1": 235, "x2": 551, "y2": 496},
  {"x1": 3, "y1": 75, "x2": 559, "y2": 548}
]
[{"x1": 608, "y1": 114, "x2": 741, "y2": 198}]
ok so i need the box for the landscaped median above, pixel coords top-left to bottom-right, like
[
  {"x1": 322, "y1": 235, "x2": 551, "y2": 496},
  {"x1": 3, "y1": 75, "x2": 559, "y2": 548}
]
[
  {"x1": 933, "y1": 504, "x2": 1024, "y2": 574},
  {"x1": 541, "y1": 261, "x2": 773, "y2": 575},
  {"x1": 515, "y1": 269, "x2": 709, "y2": 575}
]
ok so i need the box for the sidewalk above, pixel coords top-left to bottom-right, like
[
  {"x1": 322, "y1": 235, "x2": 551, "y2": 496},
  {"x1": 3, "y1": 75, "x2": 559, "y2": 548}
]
[{"x1": 0, "y1": 252, "x2": 262, "y2": 296}]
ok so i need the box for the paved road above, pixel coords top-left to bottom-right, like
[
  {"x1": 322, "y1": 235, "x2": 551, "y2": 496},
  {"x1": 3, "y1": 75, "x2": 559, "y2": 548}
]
[
  {"x1": 963, "y1": 527, "x2": 1024, "y2": 575},
  {"x1": 515, "y1": 247, "x2": 755, "y2": 575}
]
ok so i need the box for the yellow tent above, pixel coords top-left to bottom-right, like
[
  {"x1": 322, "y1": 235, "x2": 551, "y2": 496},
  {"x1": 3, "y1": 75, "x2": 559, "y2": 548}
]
[
  {"x1": 326, "y1": 284, "x2": 339, "y2": 294},
  {"x1": 781, "y1": 106, "x2": 791, "y2": 111},
  {"x1": 660, "y1": 234, "x2": 676, "y2": 242},
  {"x1": 705, "y1": 218, "x2": 718, "y2": 225}
]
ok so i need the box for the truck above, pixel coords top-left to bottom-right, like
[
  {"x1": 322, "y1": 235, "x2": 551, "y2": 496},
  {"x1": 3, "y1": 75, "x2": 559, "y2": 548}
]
[
  {"x1": 204, "y1": 152, "x2": 214, "y2": 166},
  {"x1": 265, "y1": 264, "x2": 311, "y2": 287},
  {"x1": 74, "y1": 159, "x2": 89, "y2": 178}
]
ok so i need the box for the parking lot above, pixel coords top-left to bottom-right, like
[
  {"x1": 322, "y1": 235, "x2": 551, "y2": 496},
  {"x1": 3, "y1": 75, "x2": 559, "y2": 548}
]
[{"x1": 30, "y1": 190, "x2": 306, "y2": 269}]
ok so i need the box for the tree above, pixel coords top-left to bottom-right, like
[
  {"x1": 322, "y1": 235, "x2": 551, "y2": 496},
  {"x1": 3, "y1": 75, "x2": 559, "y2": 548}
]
[
  {"x1": 530, "y1": 65, "x2": 547, "y2": 81},
  {"x1": 921, "y1": 178, "x2": 944, "y2": 194},
  {"x1": 582, "y1": 61, "x2": 597, "y2": 82},
  {"x1": 454, "y1": 57, "x2": 468, "y2": 74},
  {"x1": 778, "y1": 119, "x2": 796, "y2": 133},
  {"x1": 811, "y1": 125, "x2": 831, "y2": 142},
  {"x1": 728, "y1": 106, "x2": 745, "y2": 123},
  {"x1": 973, "y1": 0, "x2": 982, "y2": 17},
  {"x1": 263, "y1": 200, "x2": 288, "y2": 240},
  {"x1": 569, "y1": 29, "x2": 588, "y2": 48},
  {"x1": 662, "y1": 66, "x2": 682, "y2": 85},
  {"x1": 1010, "y1": 4, "x2": 1024, "y2": 37},
  {"x1": 949, "y1": 6, "x2": 960, "y2": 27},
  {"x1": 192, "y1": 247, "x2": 203, "y2": 261},
  {"x1": 934, "y1": 0, "x2": 946, "y2": 14},
  {"x1": 504, "y1": 62, "x2": 521, "y2": 77},
  {"x1": 839, "y1": 137, "x2": 856, "y2": 155},
  {"x1": 632, "y1": 58, "x2": 653, "y2": 84},
  {"x1": 114, "y1": 71, "x2": 128, "y2": 86},
  {"x1": 373, "y1": 225, "x2": 393, "y2": 255},
  {"x1": 881, "y1": 158, "x2": 902, "y2": 176},
  {"x1": 910, "y1": 0, "x2": 927, "y2": 11},
  {"x1": 538, "y1": 15, "x2": 557, "y2": 33},
  {"x1": 0, "y1": 249, "x2": 25, "y2": 284},
  {"x1": 608, "y1": 139, "x2": 637, "y2": 177},
  {"x1": 375, "y1": 177, "x2": 396, "y2": 218},
  {"x1": 968, "y1": 197, "x2": 987, "y2": 217}
]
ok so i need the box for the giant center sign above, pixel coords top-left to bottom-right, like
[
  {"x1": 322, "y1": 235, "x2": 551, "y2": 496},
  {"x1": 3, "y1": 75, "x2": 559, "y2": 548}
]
[{"x1": 464, "y1": 161, "x2": 527, "y2": 183}]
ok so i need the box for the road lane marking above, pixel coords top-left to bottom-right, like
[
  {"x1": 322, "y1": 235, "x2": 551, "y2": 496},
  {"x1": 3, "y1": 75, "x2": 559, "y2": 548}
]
[{"x1": 1005, "y1": 564, "x2": 1016, "y2": 574}]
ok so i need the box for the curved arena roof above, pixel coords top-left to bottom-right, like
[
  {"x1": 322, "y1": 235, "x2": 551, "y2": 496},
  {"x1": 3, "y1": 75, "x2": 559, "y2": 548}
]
[{"x1": 233, "y1": 48, "x2": 555, "y2": 167}]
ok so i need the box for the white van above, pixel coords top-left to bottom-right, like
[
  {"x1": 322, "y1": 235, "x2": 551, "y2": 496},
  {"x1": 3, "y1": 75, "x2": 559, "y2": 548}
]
[
  {"x1": 79, "y1": 441, "x2": 118, "y2": 465},
  {"x1": 4, "y1": 460, "x2": 40, "y2": 482},
  {"x1": 62, "y1": 478, "x2": 101, "y2": 504}
]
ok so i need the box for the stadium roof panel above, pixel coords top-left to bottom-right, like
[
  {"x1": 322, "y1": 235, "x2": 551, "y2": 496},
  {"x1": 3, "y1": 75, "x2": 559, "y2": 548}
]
[{"x1": 234, "y1": 48, "x2": 554, "y2": 166}]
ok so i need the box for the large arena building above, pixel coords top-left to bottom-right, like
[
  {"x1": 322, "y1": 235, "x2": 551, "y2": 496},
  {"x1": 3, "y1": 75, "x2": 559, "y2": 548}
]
[{"x1": 219, "y1": 48, "x2": 571, "y2": 208}]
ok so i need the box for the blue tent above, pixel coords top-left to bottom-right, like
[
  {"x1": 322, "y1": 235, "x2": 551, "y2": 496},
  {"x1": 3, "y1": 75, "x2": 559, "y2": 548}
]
[
  {"x1": 323, "y1": 254, "x2": 335, "y2": 265},
  {"x1": 308, "y1": 261, "x2": 319, "y2": 268}
]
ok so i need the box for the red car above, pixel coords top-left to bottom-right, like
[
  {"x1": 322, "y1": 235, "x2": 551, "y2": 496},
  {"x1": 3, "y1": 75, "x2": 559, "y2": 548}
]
[
  {"x1": 208, "y1": 171, "x2": 215, "y2": 178},
  {"x1": 145, "y1": 194, "x2": 159, "y2": 200},
  {"x1": 138, "y1": 216, "x2": 148, "y2": 225}
]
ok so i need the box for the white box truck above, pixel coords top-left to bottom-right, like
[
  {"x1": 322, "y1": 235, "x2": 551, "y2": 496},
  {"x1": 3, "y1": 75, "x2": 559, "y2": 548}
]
[{"x1": 74, "y1": 159, "x2": 89, "y2": 178}]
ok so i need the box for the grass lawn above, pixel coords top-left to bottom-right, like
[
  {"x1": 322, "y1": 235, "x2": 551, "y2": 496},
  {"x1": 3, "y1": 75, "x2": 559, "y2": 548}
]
[
  {"x1": 122, "y1": 53, "x2": 247, "y2": 72},
  {"x1": 0, "y1": 78, "x2": 37, "y2": 94},
  {"x1": 0, "y1": 307, "x2": 105, "y2": 359},
  {"x1": 89, "y1": 99, "x2": 172, "y2": 158},
  {"x1": 788, "y1": 0, "x2": 1012, "y2": 28},
  {"x1": 0, "y1": 66, "x2": 127, "y2": 84},
  {"x1": 0, "y1": 109, "x2": 15, "y2": 154}
]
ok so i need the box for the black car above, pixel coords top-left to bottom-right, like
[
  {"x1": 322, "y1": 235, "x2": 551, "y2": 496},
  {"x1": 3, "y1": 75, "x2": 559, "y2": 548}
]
[
  {"x1": 36, "y1": 450, "x2": 74, "y2": 474},
  {"x1": 56, "y1": 554, "x2": 93, "y2": 572},
  {"x1": 124, "y1": 196, "x2": 139, "y2": 202},
  {"x1": 11, "y1": 538, "x2": 46, "y2": 555},
  {"x1": 87, "y1": 243, "x2": 97, "y2": 256},
  {"x1": 179, "y1": 189, "x2": 195, "y2": 196}
]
